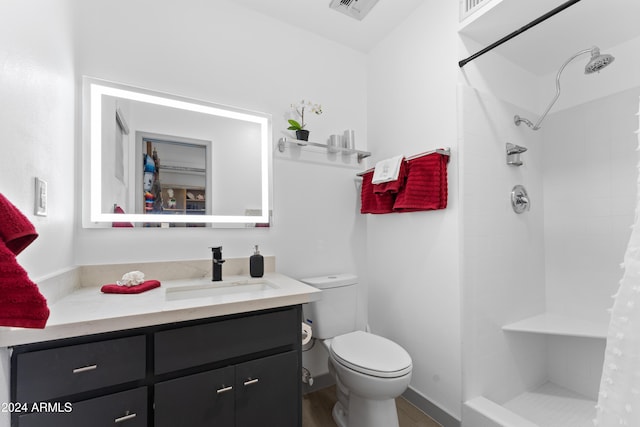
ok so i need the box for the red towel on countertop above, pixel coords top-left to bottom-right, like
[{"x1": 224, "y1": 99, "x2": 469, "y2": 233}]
[
  {"x1": 360, "y1": 170, "x2": 395, "y2": 214},
  {"x1": 393, "y1": 152, "x2": 448, "y2": 211},
  {"x1": 372, "y1": 158, "x2": 407, "y2": 195},
  {"x1": 0, "y1": 193, "x2": 38, "y2": 255},
  {"x1": 0, "y1": 193, "x2": 49, "y2": 328},
  {"x1": 101, "y1": 280, "x2": 161, "y2": 294}
]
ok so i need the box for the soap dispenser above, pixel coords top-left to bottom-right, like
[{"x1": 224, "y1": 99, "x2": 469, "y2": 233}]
[{"x1": 250, "y1": 245, "x2": 264, "y2": 278}]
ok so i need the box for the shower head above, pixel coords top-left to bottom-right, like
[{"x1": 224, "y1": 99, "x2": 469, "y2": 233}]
[
  {"x1": 514, "y1": 46, "x2": 615, "y2": 131},
  {"x1": 585, "y1": 47, "x2": 615, "y2": 74}
]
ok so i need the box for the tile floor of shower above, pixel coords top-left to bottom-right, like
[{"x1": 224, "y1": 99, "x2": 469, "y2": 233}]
[
  {"x1": 464, "y1": 382, "x2": 596, "y2": 427},
  {"x1": 303, "y1": 385, "x2": 442, "y2": 427}
]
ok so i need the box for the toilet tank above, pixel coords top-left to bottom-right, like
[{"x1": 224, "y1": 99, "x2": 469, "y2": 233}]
[{"x1": 301, "y1": 274, "x2": 358, "y2": 339}]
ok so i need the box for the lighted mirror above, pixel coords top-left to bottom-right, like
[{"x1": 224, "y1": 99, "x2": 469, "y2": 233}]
[{"x1": 82, "y1": 77, "x2": 272, "y2": 228}]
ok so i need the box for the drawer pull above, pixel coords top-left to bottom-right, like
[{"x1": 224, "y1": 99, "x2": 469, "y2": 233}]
[
  {"x1": 243, "y1": 378, "x2": 259, "y2": 386},
  {"x1": 114, "y1": 413, "x2": 137, "y2": 423},
  {"x1": 72, "y1": 364, "x2": 98, "y2": 374},
  {"x1": 216, "y1": 385, "x2": 233, "y2": 394}
]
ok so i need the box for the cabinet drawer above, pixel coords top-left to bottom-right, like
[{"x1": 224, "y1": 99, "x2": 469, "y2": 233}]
[
  {"x1": 17, "y1": 386, "x2": 147, "y2": 427},
  {"x1": 15, "y1": 335, "x2": 146, "y2": 402},
  {"x1": 155, "y1": 307, "x2": 299, "y2": 374}
]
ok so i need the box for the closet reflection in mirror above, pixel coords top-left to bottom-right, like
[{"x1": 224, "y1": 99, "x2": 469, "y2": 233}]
[
  {"x1": 138, "y1": 135, "x2": 210, "y2": 227},
  {"x1": 83, "y1": 77, "x2": 271, "y2": 228}
]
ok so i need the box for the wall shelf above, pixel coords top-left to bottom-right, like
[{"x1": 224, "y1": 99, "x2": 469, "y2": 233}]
[
  {"x1": 159, "y1": 186, "x2": 206, "y2": 215},
  {"x1": 277, "y1": 137, "x2": 371, "y2": 163},
  {"x1": 502, "y1": 312, "x2": 608, "y2": 339}
]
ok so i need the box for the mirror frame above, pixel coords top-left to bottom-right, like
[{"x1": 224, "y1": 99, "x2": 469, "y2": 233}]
[{"x1": 82, "y1": 76, "x2": 272, "y2": 227}]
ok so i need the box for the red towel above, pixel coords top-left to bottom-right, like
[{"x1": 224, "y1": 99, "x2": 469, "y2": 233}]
[
  {"x1": 0, "y1": 241, "x2": 49, "y2": 328},
  {"x1": 0, "y1": 193, "x2": 38, "y2": 256},
  {"x1": 101, "y1": 280, "x2": 161, "y2": 294},
  {"x1": 360, "y1": 171, "x2": 395, "y2": 214},
  {"x1": 393, "y1": 153, "x2": 448, "y2": 211},
  {"x1": 372, "y1": 158, "x2": 407, "y2": 194},
  {"x1": 112, "y1": 205, "x2": 134, "y2": 228}
]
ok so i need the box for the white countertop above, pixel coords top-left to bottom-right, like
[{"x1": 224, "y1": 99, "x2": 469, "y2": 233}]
[{"x1": 0, "y1": 272, "x2": 321, "y2": 347}]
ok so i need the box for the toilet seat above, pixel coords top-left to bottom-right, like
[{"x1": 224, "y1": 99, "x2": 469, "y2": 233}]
[{"x1": 330, "y1": 331, "x2": 412, "y2": 378}]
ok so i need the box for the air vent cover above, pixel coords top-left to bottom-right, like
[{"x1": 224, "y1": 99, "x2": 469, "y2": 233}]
[
  {"x1": 329, "y1": 0, "x2": 380, "y2": 21},
  {"x1": 460, "y1": 0, "x2": 489, "y2": 21}
]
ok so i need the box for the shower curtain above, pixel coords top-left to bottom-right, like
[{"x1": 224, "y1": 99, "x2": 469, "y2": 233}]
[{"x1": 594, "y1": 100, "x2": 640, "y2": 426}]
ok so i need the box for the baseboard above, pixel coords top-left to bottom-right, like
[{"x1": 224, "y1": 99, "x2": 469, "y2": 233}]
[
  {"x1": 302, "y1": 373, "x2": 335, "y2": 395},
  {"x1": 402, "y1": 386, "x2": 461, "y2": 427}
]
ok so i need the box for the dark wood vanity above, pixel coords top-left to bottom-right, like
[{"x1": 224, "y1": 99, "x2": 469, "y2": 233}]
[{"x1": 10, "y1": 305, "x2": 302, "y2": 427}]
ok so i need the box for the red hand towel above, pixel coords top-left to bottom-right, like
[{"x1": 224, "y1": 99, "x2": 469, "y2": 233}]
[
  {"x1": 101, "y1": 280, "x2": 161, "y2": 294},
  {"x1": 0, "y1": 193, "x2": 38, "y2": 255},
  {"x1": 0, "y1": 243, "x2": 49, "y2": 328},
  {"x1": 112, "y1": 205, "x2": 134, "y2": 228},
  {"x1": 393, "y1": 153, "x2": 448, "y2": 212},
  {"x1": 372, "y1": 158, "x2": 407, "y2": 194},
  {"x1": 360, "y1": 171, "x2": 395, "y2": 214}
]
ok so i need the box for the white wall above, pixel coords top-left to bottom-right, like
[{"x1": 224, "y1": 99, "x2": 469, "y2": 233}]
[
  {"x1": 0, "y1": 1, "x2": 75, "y2": 424},
  {"x1": 0, "y1": 0, "x2": 76, "y2": 282},
  {"x1": 367, "y1": 0, "x2": 462, "y2": 419},
  {"x1": 458, "y1": 36, "x2": 540, "y2": 112}
]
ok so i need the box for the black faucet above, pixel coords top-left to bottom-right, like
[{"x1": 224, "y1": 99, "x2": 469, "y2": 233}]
[{"x1": 211, "y1": 246, "x2": 225, "y2": 281}]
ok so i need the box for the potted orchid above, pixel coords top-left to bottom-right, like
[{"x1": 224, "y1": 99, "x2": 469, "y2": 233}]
[{"x1": 288, "y1": 100, "x2": 323, "y2": 141}]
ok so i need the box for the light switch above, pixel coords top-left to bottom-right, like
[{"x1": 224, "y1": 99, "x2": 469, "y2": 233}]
[{"x1": 34, "y1": 177, "x2": 47, "y2": 216}]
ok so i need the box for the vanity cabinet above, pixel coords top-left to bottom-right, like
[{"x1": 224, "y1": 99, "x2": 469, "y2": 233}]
[
  {"x1": 10, "y1": 305, "x2": 302, "y2": 427},
  {"x1": 155, "y1": 350, "x2": 299, "y2": 427}
]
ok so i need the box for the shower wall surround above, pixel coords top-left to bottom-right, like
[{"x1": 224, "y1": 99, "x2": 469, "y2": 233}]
[
  {"x1": 460, "y1": 85, "x2": 640, "y2": 426},
  {"x1": 542, "y1": 88, "x2": 640, "y2": 325},
  {"x1": 460, "y1": 85, "x2": 546, "y2": 405}
]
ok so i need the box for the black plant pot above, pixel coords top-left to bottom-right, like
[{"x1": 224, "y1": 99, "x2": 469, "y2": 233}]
[{"x1": 296, "y1": 129, "x2": 310, "y2": 141}]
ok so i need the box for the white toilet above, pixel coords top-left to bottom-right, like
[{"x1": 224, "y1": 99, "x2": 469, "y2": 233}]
[{"x1": 301, "y1": 274, "x2": 413, "y2": 427}]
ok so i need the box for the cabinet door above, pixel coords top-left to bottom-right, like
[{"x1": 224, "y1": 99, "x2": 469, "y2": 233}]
[
  {"x1": 17, "y1": 387, "x2": 147, "y2": 427},
  {"x1": 155, "y1": 366, "x2": 235, "y2": 427},
  {"x1": 235, "y1": 350, "x2": 300, "y2": 427}
]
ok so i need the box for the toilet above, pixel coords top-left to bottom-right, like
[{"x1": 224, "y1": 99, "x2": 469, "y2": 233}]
[{"x1": 301, "y1": 274, "x2": 412, "y2": 427}]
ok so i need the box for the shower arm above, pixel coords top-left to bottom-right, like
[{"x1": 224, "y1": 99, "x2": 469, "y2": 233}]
[{"x1": 514, "y1": 48, "x2": 593, "y2": 131}]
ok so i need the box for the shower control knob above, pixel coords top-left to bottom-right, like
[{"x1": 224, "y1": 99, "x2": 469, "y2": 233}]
[{"x1": 511, "y1": 185, "x2": 530, "y2": 214}]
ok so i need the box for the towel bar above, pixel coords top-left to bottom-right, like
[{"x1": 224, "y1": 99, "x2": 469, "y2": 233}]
[{"x1": 356, "y1": 148, "x2": 451, "y2": 176}]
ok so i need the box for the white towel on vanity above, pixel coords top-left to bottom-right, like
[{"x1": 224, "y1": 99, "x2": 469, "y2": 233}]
[{"x1": 371, "y1": 155, "x2": 404, "y2": 184}]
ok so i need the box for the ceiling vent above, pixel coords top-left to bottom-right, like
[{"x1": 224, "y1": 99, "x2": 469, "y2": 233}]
[
  {"x1": 460, "y1": 0, "x2": 490, "y2": 21},
  {"x1": 329, "y1": 0, "x2": 380, "y2": 21}
]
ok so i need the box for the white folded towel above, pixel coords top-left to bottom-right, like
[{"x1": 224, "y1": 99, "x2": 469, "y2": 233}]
[{"x1": 371, "y1": 155, "x2": 404, "y2": 184}]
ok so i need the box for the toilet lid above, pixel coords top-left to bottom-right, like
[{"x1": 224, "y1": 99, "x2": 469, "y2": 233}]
[{"x1": 330, "y1": 331, "x2": 412, "y2": 378}]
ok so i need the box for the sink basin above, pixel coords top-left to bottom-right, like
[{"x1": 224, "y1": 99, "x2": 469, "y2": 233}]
[{"x1": 165, "y1": 278, "x2": 279, "y2": 301}]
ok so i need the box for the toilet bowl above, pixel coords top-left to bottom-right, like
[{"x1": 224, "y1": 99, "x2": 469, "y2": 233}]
[
  {"x1": 325, "y1": 331, "x2": 412, "y2": 427},
  {"x1": 301, "y1": 274, "x2": 413, "y2": 427}
]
